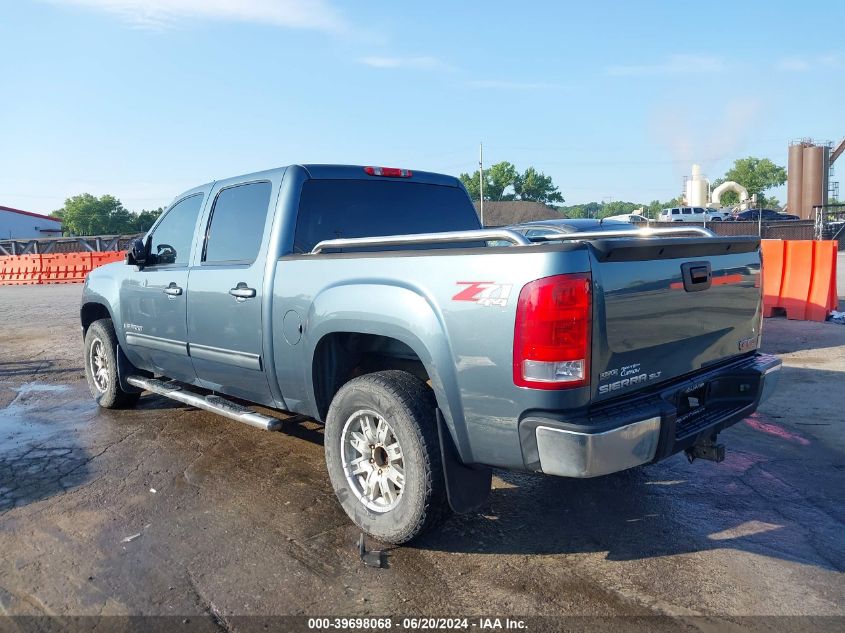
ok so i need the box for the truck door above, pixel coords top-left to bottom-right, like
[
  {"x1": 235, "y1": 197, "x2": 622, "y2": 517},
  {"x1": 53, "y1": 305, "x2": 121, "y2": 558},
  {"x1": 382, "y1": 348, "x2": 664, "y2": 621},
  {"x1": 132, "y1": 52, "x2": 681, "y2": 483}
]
[
  {"x1": 186, "y1": 180, "x2": 275, "y2": 406},
  {"x1": 120, "y1": 192, "x2": 206, "y2": 383}
]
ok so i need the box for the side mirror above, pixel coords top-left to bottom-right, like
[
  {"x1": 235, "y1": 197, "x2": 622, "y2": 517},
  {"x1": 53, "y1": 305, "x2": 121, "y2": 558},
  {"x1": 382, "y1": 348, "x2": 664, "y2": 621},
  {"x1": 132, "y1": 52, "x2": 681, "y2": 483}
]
[{"x1": 127, "y1": 237, "x2": 148, "y2": 268}]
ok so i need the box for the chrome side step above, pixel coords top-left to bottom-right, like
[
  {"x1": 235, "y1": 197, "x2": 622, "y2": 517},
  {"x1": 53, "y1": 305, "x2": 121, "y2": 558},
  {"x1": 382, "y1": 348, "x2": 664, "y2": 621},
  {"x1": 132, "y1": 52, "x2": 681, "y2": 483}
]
[{"x1": 126, "y1": 376, "x2": 283, "y2": 431}]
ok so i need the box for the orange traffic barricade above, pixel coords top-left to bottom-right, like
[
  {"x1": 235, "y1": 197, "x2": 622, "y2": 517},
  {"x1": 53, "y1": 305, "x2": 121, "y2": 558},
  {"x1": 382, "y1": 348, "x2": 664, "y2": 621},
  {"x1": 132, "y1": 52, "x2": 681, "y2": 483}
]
[
  {"x1": 0, "y1": 255, "x2": 42, "y2": 285},
  {"x1": 39, "y1": 252, "x2": 91, "y2": 284},
  {"x1": 762, "y1": 239, "x2": 838, "y2": 321}
]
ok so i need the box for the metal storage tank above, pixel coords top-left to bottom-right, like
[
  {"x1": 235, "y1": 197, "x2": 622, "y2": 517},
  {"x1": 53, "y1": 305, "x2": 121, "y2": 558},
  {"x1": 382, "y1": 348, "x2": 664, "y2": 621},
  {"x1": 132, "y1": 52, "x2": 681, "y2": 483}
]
[
  {"x1": 685, "y1": 164, "x2": 709, "y2": 207},
  {"x1": 787, "y1": 143, "x2": 804, "y2": 216},
  {"x1": 801, "y1": 145, "x2": 829, "y2": 220}
]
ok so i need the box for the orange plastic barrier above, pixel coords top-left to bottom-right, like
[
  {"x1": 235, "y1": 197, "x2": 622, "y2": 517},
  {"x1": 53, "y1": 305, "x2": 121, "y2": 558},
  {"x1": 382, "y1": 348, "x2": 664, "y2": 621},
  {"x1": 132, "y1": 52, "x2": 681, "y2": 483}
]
[
  {"x1": 0, "y1": 255, "x2": 43, "y2": 285},
  {"x1": 0, "y1": 250, "x2": 126, "y2": 286},
  {"x1": 762, "y1": 239, "x2": 839, "y2": 321},
  {"x1": 40, "y1": 252, "x2": 92, "y2": 284}
]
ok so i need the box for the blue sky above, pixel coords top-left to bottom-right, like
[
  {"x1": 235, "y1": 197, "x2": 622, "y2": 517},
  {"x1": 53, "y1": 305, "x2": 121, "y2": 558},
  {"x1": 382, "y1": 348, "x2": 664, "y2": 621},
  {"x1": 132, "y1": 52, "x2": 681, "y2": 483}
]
[{"x1": 1, "y1": 0, "x2": 843, "y2": 213}]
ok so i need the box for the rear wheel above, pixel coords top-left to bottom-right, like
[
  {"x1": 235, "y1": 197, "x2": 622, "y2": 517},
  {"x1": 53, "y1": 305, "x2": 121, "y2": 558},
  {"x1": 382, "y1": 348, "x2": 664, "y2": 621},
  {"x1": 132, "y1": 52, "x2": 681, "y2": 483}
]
[
  {"x1": 84, "y1": 319, "x2": 140, "y2": 409},
  {"x1": 324, "y1": 370, "x2": 449, "y2": 544}
]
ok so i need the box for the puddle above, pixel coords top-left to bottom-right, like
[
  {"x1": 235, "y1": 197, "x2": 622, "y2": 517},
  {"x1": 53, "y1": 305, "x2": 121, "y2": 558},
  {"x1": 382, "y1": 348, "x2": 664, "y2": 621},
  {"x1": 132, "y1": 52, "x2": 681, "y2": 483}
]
[
  {"x1": 0, "y1": 382, "x2": 95, "y2": 451},
  {"x1": 15, "y1": 383, "x2": 69, "y2": 396}
]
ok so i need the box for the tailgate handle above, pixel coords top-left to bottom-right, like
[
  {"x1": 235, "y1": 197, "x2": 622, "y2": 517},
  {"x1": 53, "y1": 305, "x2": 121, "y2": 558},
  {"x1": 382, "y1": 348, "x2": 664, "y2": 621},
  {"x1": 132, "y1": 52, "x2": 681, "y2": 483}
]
[{"x1": 681, "y1": 262, "x2": 712, "y2": 292}]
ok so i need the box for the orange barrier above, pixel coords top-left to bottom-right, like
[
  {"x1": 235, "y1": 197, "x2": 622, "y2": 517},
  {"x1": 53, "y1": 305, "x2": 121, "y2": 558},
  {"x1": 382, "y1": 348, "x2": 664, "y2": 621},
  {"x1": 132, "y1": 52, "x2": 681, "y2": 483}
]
[
  {"x1": 0, "y1": 255, "x2": 43, "y2": 285},
  {"x1": 40, "y1": 252, "x2": 93, "y2": 284},
  {"x1": 90, "y1": 251, "x2": 125, "y2": 267},
  {"x1": 0, "y1": 250, "x2": 126, "y2": 286},
  {"x1": 762, "y1": 239, "x2": 839, "y2": 321}
]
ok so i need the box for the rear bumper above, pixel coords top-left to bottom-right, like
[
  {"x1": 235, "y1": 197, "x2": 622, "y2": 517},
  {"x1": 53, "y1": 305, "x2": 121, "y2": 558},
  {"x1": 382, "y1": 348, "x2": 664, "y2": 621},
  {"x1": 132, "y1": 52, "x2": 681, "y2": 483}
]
[{"x1": 520, "y1": 353, "x2": 781, "y2": 478}]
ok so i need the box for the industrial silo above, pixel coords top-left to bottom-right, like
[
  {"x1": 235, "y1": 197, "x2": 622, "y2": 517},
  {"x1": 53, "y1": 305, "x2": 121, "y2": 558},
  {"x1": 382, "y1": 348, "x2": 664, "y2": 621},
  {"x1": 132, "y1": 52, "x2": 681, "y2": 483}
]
[
  {"x1": 801, "y1": 144, "x2": 830, "y2": 220},
  {"x1": 787, "y1": 142, "x2": 805, "y2": 216},
  {"x1": 685, "y1": 164, "x2": 709, "y2": 207}
]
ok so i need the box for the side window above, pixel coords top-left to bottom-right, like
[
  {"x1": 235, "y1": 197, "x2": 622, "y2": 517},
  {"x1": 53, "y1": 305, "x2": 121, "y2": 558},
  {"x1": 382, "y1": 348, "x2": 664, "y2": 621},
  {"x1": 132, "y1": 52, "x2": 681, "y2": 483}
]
[
  {"x1": 671, "y1": 209, "x2": 680, "y2": 215},
  {"x1": 682, "y1": 208, "x2": 692, "y2": 215},
  {"x1": 204, "y1": 181, "x2": 273, "y2": 264},
  {"x1": 149, "y1": 194, "x2": 204, "y2": 266}
]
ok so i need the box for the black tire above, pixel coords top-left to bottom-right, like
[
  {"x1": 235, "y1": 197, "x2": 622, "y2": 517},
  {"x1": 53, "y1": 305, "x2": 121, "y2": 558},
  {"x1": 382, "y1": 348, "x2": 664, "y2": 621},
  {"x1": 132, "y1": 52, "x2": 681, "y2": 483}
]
[
  {"x1": 84, "y1": 319, "x2": 141, "y2": 409},
  {"x1": 324, "y1": 370, "x2": 449, "y2": 544}
]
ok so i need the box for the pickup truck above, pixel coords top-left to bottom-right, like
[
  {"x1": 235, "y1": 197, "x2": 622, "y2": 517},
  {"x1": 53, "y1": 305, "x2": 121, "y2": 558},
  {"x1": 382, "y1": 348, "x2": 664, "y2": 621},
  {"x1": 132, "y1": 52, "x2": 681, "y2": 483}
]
[{"x1": 81, "y1": 164, "x2": 781, "y2": 544}]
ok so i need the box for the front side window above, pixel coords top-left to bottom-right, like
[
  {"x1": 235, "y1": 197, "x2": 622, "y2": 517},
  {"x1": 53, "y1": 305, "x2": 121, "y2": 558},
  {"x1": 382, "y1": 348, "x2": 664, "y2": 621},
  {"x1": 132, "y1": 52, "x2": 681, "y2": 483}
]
[
  {"x1": 149, "y1": 193, "x2": 204, "y2": 266},
  {"x1": 204, "y1": 181, "x2": 273, "y2": 264}
]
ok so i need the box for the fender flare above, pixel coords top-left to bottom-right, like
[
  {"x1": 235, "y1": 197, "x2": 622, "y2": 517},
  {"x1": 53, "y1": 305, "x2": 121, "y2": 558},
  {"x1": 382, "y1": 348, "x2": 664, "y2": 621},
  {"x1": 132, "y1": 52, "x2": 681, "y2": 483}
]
[{"x1": 306, "y1": 280, "x2": 474, "y2": 463}]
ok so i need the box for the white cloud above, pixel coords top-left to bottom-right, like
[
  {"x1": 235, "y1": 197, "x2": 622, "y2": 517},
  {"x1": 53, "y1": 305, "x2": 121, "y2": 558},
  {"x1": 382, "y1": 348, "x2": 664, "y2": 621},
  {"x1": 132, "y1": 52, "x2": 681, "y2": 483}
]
[
  {"x1": 776, "y1": 57, "x2": 811, "y2": 72},
  {"x1": 48, "y1": 0, "x2": 349, "y2": 33},
  {"x1": 649, "y1": 97, "x2": 764, "y2": 166},
  {"x1": 776, "y1": 53, "x2": 842, "y2": 72},
  {"x1": 467, "y1": 79, "x2": 563, "y2": 90},
  {"x1": 606, "y1": 54, "x2": 725, "y2": 77},
  {"x1": 358, "y1": 56, "x2": 452, "y2": 71}
]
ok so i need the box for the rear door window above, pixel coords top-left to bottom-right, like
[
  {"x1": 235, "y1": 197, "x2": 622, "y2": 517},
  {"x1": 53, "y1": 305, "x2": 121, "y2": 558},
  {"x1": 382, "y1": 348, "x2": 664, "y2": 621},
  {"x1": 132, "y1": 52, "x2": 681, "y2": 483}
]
[
  {"x1": 293, "y1": 180, "x2": 479, "y2": 253},
  {"x1": 203, "y1": 181, "x2": 273, "y2": 264}
]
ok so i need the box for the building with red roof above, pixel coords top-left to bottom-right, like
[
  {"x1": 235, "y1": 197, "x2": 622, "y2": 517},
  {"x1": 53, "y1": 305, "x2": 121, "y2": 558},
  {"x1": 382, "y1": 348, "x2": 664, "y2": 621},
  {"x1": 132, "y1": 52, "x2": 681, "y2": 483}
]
[{"x1": 0, "y1": 205, "x2": 63, "y2": 239}]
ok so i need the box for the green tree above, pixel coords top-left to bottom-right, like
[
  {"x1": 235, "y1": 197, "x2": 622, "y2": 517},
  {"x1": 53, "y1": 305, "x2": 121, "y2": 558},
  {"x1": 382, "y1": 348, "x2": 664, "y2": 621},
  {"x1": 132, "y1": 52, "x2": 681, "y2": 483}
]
[
  {"x1": 133, "y1": 207, "x2": 164, "y2": 232},
  {"x1": 514, "y1": 166, "x2": 564, "y2": 204},
  {"x1": 459, "y1": 161, "x2": 563, "y2": 204},
  {"x1": 459, "y1": 161, "x2": 518, "y2": 201},
  {"x1": 52, "y1": 194, "x2": 123, "y2": 235},
  {"x1": 51, "y1": 194, "x2": 158, "y2": 235},
  {"x1": 712, "y1": 157, "x2": 787, "y2": 208}
]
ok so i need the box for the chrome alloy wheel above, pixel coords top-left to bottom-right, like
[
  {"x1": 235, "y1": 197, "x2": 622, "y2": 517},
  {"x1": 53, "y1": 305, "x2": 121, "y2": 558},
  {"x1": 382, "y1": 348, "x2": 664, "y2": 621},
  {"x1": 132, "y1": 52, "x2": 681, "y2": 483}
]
[
  {"x1": 89, "y1": 338, "x2": 110, "y2": 393},
  {"x1": 340, "y1": 409, "x2": 405, "y2": 512}
]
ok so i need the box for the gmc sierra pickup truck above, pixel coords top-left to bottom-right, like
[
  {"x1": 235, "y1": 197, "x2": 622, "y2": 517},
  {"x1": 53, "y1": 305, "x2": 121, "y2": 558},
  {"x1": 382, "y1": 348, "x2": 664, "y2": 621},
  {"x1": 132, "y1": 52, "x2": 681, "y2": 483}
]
[{"x1": 81, "y1": 164, "x2": 781, "y2": 544}]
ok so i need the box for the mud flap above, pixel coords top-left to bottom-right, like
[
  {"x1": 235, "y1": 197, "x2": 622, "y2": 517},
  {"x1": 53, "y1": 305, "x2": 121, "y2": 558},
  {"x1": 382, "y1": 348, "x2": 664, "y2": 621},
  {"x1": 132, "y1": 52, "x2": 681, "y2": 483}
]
[
  {"x1": 116, "y1": 344, "x2": 149, "y2": 394},
  {"x1": 437, "y1": 409, "x2": 492, "y2": 513}
]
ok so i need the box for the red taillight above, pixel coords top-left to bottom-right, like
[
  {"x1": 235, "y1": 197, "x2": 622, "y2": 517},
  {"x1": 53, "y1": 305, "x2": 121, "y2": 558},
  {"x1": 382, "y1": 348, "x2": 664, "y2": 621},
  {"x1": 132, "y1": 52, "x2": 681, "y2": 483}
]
[
  {"x1": 513, "y1": 273, "x2": 592, "y2": 390},
  {"x1": 364, "y1": 166, "x2": 413, "y2": 178}
]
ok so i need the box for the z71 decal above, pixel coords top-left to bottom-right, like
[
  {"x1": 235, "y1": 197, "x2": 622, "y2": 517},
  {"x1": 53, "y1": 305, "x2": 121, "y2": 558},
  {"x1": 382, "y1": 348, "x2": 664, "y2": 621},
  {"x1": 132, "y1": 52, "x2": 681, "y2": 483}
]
[{"x1": 452, "y1": 281, "x2": 513, "y2": 307}]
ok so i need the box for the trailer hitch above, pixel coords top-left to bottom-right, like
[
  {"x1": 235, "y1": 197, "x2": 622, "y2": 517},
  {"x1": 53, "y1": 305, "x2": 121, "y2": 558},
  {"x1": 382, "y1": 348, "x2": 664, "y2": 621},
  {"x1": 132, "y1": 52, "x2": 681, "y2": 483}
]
[{"x1": 685, "y1": 436, "x2": 725, "y2": 464}]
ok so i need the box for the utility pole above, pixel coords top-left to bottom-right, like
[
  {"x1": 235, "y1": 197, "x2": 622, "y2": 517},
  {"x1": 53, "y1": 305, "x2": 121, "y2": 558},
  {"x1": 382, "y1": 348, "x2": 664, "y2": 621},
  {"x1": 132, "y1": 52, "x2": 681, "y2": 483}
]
[{"x1": 479, "y1": 142, "x2": 484, "y2": 226}]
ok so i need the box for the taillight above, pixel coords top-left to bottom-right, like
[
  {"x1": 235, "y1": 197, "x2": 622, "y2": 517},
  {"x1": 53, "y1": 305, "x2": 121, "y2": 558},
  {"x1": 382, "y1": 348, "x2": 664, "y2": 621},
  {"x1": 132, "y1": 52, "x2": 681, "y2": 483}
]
[
  {"x1": 364, "y1": 166, "x2": 413, "y2": 178},
  {"x1": 513, "y1": 273, "x2": 592, "y2": 389}
]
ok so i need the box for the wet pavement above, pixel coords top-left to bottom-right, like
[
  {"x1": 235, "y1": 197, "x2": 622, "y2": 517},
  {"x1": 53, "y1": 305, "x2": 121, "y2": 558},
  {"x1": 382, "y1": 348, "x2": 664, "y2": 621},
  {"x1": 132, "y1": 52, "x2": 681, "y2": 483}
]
[{"x1": 0, "y1": 284, "x2": 843, "y2": 624}]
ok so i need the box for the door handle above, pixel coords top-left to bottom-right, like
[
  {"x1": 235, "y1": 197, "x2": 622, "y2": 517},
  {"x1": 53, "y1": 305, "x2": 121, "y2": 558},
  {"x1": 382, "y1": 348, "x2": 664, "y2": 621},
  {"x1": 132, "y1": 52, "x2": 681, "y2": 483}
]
[
  {"x1": 163, "y1": 282, "x2": 183, "y2": 296},
  {"x1": 229, "y1": 283, "x2": 256, "y2": 300}
]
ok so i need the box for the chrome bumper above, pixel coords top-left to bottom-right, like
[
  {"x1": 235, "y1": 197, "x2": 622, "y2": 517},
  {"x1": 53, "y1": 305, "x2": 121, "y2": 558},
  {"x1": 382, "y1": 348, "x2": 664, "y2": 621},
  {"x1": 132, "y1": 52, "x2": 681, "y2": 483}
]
[
  {"x1": 536, "y1": 417, "x2": 661, "y2": 478},
  {"x1": 529, "y1": 352, "x2": 782, "y2": 479}
]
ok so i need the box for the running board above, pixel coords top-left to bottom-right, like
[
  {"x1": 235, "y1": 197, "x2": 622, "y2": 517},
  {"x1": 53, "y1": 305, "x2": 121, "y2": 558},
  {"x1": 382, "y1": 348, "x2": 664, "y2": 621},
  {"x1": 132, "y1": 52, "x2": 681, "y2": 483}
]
[{"x1": 126, "y1": 376, "x2": 283, "y2": 431}]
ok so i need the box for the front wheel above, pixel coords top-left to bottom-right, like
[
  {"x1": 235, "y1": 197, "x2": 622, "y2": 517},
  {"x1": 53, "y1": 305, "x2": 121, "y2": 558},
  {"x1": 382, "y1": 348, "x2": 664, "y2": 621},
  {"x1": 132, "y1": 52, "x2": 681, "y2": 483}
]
[
  {"x1": 324, "y1": 370, "x2": 449, "y2": 544},
  {"x1": 84, "y1": 319, "x2": 140, "y2": 409}
]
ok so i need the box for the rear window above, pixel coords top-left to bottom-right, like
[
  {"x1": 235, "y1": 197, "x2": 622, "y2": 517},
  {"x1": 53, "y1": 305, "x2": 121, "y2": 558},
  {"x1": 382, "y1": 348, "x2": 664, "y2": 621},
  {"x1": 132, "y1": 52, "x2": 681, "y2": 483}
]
[{"x1": 293, "y1": 180, "x2": 480, "y2": 253}]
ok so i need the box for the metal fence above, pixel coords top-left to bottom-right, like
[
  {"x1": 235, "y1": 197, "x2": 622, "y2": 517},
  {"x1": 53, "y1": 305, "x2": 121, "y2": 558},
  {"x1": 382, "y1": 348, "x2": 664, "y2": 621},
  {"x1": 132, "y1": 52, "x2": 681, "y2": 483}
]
[
  {"x1": 0, "y1": 235, "x2": 141, "y2": 256},
  {"x1": 814, "y1": 204, "x2": 845, "y2": 244},
  {"x1": 650, "y1": 220, "x2": 816, "y2": 240}
]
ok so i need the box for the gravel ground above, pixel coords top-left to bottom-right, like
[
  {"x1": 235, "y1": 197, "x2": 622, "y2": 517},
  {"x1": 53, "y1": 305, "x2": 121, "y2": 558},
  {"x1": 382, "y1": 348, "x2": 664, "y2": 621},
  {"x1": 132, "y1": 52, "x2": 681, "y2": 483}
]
[{"x1": 0, "y1": 282, "x2": 843, "y2": 630}]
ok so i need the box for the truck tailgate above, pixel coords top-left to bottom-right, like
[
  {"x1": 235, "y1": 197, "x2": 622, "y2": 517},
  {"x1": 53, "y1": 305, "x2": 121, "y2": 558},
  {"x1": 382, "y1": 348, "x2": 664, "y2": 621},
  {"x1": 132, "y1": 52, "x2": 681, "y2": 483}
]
[{"x1": 589, "y1": 236, "x2": 762, "y2": 402}]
